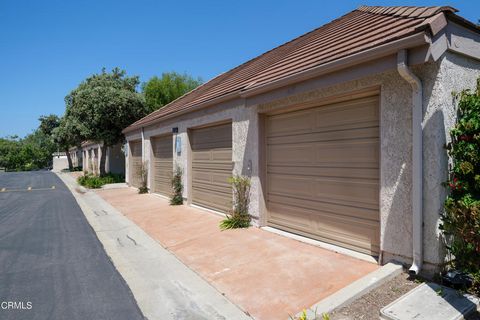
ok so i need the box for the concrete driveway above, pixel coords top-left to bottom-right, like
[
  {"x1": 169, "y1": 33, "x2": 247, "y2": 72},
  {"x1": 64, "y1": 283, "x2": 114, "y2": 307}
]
[{"x1": 96, "y1": 188, "x2": 378, "y2": 320}]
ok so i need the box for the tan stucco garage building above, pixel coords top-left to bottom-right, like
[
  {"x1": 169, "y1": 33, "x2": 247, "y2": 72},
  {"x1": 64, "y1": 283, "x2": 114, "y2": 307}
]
[
  {"x1": 80, "y1": 141, "x2": 126, "y2": 176},
  {"x1": 123, "y1": 6, "x2": 480, "y2": 274}
]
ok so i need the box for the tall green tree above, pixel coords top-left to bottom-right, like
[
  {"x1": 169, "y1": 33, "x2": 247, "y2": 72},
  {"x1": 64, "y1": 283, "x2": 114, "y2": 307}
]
[
  {"x1": 65, "y1": 68, "x2": 147, "y2": 176},
  {"x1": 142, "y1": 72, "x2": 202, "y2": 112},
  {"x1": 38, "y1": 114, "x2": 60, "y2": 136},
  {"x1": 0, "y1": 136, "x2": 21, "y2": 170},
  {"x1": 22, "y1": 130, "x2": 56, "y2": 170},
  {"x1": 0, "y1": 130, "x2": 56, "y2": 171}
]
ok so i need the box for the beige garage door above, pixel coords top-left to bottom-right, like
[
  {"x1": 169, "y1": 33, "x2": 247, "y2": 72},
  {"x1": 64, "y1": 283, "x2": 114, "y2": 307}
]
[
  {"x1": 266, "y1": 95, "x2": 380, "y2": 255},
  {"x1": 151, "y1": 135, "x2": 173, "y2": 196},
  {"x1": 130, "y1": 140, "x2": 142, "y2": 187},
  {"x1": 191, "y1": 123, "x2": 233, "y2": 213}
]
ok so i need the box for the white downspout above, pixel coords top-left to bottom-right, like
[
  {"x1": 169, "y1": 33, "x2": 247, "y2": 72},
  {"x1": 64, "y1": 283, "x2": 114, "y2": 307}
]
[
  {"x1": 397, "y1": 49, "x2": 423, "y2": 275},
  {"x1": 141, "y1": 127, "x2": 145, "y2": 163}
]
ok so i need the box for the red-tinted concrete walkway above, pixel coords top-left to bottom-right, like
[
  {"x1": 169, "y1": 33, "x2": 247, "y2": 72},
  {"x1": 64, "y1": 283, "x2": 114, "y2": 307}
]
[{"x1": 96, "y1": 188, "x2": 378, "y2": 320}]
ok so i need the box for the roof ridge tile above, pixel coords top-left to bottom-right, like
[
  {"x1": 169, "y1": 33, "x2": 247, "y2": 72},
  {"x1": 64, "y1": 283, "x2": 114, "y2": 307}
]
[{"x1": 357, "y1": 5, "x2": 458, "y2": 19}]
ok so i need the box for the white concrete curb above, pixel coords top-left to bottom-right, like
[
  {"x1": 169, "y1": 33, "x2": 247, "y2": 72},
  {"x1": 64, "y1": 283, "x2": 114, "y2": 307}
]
[
  {"x1": 299, "y1": 262, "x2": 404, "y2": 319},
  {"x1": 101, "y1": 182, "x2": 128, "y2": 190}
]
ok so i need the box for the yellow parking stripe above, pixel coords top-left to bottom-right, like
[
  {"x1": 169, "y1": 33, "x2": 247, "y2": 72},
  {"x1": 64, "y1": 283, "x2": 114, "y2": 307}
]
[{"x1": 0, "y1": 187, "x2": 57, "y2": 193}]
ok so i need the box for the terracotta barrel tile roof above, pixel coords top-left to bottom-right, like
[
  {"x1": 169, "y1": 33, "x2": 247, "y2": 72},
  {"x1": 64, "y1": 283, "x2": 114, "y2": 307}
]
[{"x1": 124, "y1": 5, "x2": 459, "y2": 132}]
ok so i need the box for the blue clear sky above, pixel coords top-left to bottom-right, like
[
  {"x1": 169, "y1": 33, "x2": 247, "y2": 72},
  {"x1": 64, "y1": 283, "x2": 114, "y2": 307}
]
[{"x1": 0, "y1": 0, "x2": 478, "y2": 137}]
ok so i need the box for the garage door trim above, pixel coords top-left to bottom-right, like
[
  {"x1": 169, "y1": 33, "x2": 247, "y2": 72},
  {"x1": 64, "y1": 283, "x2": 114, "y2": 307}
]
[
  {"x1": 151, "y1": 134, "x2": 173, "y2": 197},
  {"x1": 129, "y1": 139, "x2": 143, "y2": 188},
  {"x1": 264, "y1": 92, "x2": 380, "y2": 256},
  {"x1": 190, "y1": 122, "x2": 233, "y2": 213}
]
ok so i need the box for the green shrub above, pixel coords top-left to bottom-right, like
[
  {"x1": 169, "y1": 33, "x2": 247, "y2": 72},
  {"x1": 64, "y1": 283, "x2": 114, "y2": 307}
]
[
  {"x1": 220, "y1": 175, "x2": 251, "y2": 230},
  {"x1": 77, "y1": 173, "x2": 125, "y2": 189},
  {"x1": 289, "y1": 308, "x2": 328, "y2": 320},
  {"x1": 170, "y1": 166, "x2": 183, "y2": 205},
  {"x1": 440, "y1": 78, "x2": 480, "y2": 293},
  {"x1": 138, "y1": 186, "x2": 149, "y2": 194}
]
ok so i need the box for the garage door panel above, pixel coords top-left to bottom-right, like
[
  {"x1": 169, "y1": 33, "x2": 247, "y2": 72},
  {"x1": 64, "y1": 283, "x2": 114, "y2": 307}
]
[
  {"x1": 268, "y1": 194, "x2": 379, "y2": 222},
  {"x1": 267, "y1": 139, "x2": 379, "y2": 168},
  {"x1": 268, "y1": 166, "x2": 378, "y2": 180},
  {"x1": 153, "y1": 176, "x2": 170, "y2": 185},
  {"x1": 192, "y1": 149, "x2": 232, "y2": 162},
  {"x1": 268, "y1": 202, "x2": 379, "y2": 254},
  {"x1": 267, "y1": 111, "x2": 315, "y2": 137},
  {"x1": 192, "y1": 188, "x2": 232, "y2": 212},
  {"x1": 191, "y1": 124, "x2": 232, "y2": 150},
  {"x1": 193, "y1": 162, "x2": 233, "y2": 172},
  {"x1": 191, "y1": 123, "x2": 232, "y2": 213},
  {"x1": 266, "y1": 95, "x2": 380, "y2": 255},
  {"x1": 267, "y1": 96, "x2": 379, "y2": 138},
  {"x1": 267, "y1": 127, "x2": 379, "y2": 145},
  {"x1": 267, "y1": 203, "x2": 313, "y2": 229},
  {"x1": 154, "y1": 162, "x2": 172, "y2": 170},
  {"x1": 314, "y1": 97, "x2": 379, "y2": 130},
  {"x1": 269, "y1": 201, "x2": 378, "y2": 232},
  {"x1": 268, "y1": 174, "x2": 379, "y2": 208},
  {"x1": 192, "y1": 171, "x2": 231, "y2": 188},
  {"x1": 152, "y1": 135, "x2": 173, "y2": 196}
]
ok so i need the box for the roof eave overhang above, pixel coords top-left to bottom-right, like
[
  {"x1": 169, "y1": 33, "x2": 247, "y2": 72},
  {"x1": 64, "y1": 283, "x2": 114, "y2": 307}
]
[
  {"x1": 122, "y1": 90, "x2": 241, "y2": 133},
  {"x1": 240, "y1": 32, "x2": 431, "y2": 98},
  {"x1": 124, "y1": 31, "x2": 432, "y2": 133}
]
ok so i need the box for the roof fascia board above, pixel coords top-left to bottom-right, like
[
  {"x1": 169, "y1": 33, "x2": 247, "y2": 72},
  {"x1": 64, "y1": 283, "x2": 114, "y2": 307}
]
[
  {"x1": 240, "y1": 32, "x2": 431, "y2": 98},
  {"x1": 445, "y1": 21, "x2": 480, "y2": 61},
  {"x1": 246, "y1": 55, "x2": 395, "y2": 108},
  {"x1": 427, "y1": 30, "x2": 449, "y2": 61},
  {"x1": 81, "y1": 141, "x2": 103, "y2": 148},
  {"x1": 122, "y1": 90, "x2": 241, "y2": 133},
  {"x1": 125, "y1": 132, "x2": 142, "y2": 141},
  {"x1": 446, "y1": 13, "x2": 480, "y2": 34}
]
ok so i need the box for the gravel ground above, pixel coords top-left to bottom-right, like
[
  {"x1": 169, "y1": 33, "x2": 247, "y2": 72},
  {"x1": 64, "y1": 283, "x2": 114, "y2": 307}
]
[
  {"x1": 328, "y1": 272, "x2": 480, "y2": 320},
  {"x1": 328, "y1": 272, "x2": 419, "y2": 320}
]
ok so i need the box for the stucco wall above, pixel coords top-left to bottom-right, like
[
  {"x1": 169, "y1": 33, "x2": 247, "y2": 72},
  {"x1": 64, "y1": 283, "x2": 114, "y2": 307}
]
[
  {"x1": 124, "y1": 51, "x2": 480, "y2": 269},
  {"x1": 415, "y1": 52, "x2": 480, "y2": 265},
  {"x1": 139, "y1": 98, "x2": 263, "y2": 222},
  {"x1": 255, "y1": 67, "x2": 415, "y2": 262},
  {"x1": 52, "y1": 156, "x2": 69, "y2": 172}
]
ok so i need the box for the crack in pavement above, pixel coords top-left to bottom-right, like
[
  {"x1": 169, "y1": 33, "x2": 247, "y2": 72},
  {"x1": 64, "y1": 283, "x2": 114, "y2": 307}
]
[
  {"x1": 126, "y1": 234, "x2": 138, "y2": 246},
  {"x1": 95, "y1": 226, "x2": 131, "y2": 233}
]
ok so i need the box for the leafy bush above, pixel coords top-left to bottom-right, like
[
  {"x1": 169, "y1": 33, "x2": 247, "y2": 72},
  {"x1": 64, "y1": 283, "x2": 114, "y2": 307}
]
[
  {"x1": 289, "y1": 309, "x2": 329, "y2": 320},
  {"x1": 77, "y1": 173, "x2": 124, "y2": 189},
  {"x1": 61, "y1": 166, "x2": 83, "y2": 173},
  {"x1": 220, "y1": 175, "x2": 251, "y2": 230},
  {"x1": 441, "y1": 78, "x2": 480, "y2": 292},
  {"x1": 170, "y1": 166, "x2": 183, "y2": 205},
  {"x1": 0, "y1": 131, "x2": 56, "y2": 171}
]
